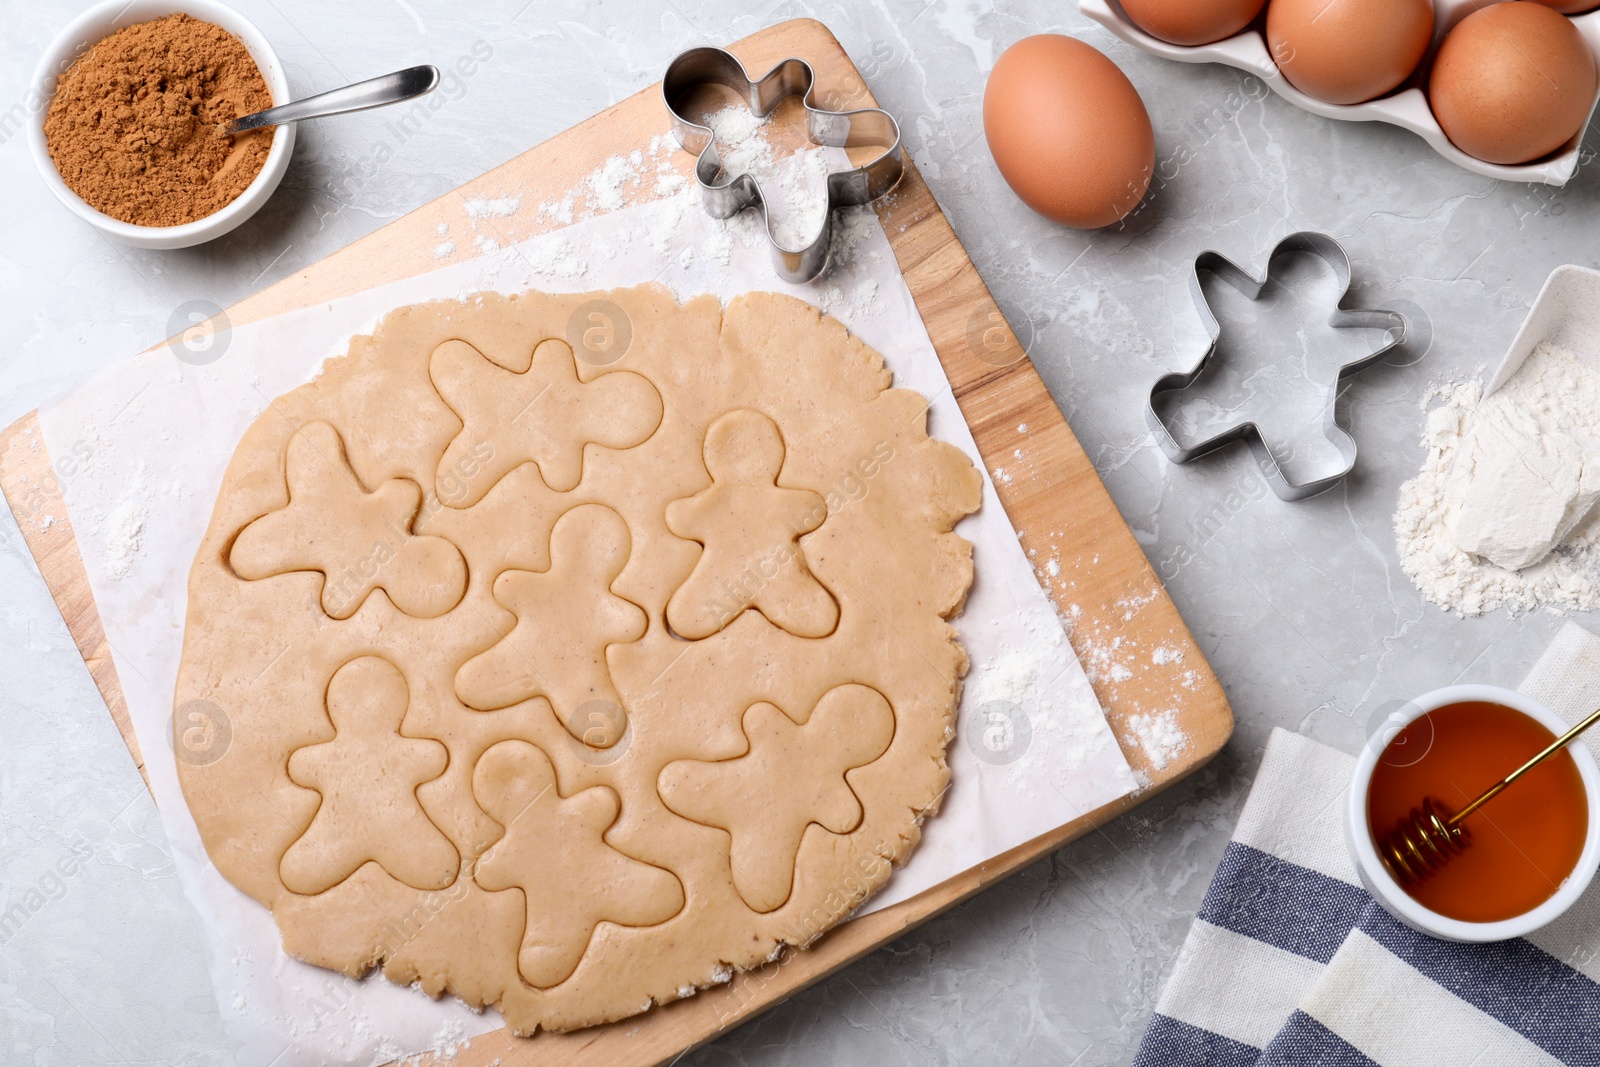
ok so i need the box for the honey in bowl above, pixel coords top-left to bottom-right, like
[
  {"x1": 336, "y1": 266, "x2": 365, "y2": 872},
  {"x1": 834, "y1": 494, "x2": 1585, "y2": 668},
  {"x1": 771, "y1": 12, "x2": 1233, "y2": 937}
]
[{"x1": 1367, "y1": 701, "x2": 1589, "y2": 923}]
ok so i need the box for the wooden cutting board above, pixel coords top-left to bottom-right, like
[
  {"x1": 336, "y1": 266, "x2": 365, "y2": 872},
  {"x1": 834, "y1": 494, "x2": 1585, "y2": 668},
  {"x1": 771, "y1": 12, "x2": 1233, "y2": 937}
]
[{"x1": 0, "y1": 17, "x2": 1231, "y2": 1066}]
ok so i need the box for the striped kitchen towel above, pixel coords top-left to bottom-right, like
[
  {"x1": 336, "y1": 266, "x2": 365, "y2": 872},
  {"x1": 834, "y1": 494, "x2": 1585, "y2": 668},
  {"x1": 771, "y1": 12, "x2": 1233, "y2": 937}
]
[{"x1": 1135, "y1": 622, "x2": 1600, "y2": 1067}]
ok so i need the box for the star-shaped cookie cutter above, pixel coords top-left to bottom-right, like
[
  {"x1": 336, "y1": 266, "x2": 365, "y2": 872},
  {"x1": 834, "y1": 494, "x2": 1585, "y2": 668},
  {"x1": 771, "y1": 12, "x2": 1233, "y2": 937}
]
[
  {"x1": 1146, "y1": 231, "x2": 1409, "y2": 502},
  {"x1": 662, "y1": 46, "x2": 903, "y2": 284}
]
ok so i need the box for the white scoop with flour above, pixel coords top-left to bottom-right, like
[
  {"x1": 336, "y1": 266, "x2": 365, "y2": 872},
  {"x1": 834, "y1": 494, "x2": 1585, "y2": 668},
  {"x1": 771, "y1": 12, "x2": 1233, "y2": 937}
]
[{"x1": 1445, "y1": 266, "x2": 1600, "y2": 572}]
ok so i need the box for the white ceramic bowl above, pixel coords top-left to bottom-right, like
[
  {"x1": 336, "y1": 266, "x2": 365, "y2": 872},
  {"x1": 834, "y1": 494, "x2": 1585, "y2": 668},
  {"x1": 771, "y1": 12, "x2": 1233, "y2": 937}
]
[
  {"x1": 26, "y1": 0, "x2": 294, "y2": 249},
  {"x1": 1346, "y1": 684, "x2": 1600, "y2": 943},
  {"x1": 1079, "y1": 0, "x2": 1600, "y2": 187}
]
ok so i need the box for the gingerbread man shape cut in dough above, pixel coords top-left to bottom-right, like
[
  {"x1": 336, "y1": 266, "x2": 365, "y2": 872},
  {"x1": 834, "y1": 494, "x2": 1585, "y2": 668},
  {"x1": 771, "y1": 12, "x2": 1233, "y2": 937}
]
[
  {"x1": 657, "y1": 684, "x2": 895, "y2": 913},
  {"x1": 229, "y1": 420, "x2": 468, "y2": 620},
  {"x1": 454, "y1": 504, "x2": 644, "y2": 749},
  {"x1": 472, "y1": 739, "x2": 684, "y2": 988},
  {"x1": 665, "y1": 409, "x2": 839, "y2": 640},
  {"x1": 430, "y1": 337, "x2": 663, "y2": 504},
  {"x1": 279, "y1": 656, "x2": 458, "y2": 896}
]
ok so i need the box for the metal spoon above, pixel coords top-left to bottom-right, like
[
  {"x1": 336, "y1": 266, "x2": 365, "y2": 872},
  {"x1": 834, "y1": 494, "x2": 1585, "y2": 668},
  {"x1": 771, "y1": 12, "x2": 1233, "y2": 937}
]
[{"x1": 226, "y1": 65, "x2": 440, "y2": 135}]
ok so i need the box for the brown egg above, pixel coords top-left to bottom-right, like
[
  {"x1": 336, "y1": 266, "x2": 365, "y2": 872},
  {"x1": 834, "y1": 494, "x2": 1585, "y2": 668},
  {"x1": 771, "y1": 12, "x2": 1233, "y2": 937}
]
[
  {"x1": 983, "y1": 35, "x2": 1154, "y2": 229},
  {"x1": 1431, "y1": 2, "x2": 1599, "y2": 165},
  {"x1": 1533, "y1": 0, "x2": 1600, "y2": 12},
  {"x1": 1120, "y1": 0, "x2": 1268, "y2": 47},
  {"x1": 1266, "y1": 0, "x2": 1434, "y2": 105}
]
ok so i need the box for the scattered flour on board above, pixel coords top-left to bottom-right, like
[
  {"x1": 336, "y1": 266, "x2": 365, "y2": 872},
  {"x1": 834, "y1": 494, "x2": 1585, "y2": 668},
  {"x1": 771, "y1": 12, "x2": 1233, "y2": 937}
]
[
  {"x1": 521, "y1": 233, "x2": 587, "y2": 279},
  {"x1": 1058, "y1": 587, "x2": 1195, "y2": 695},
  {"x1": 971, "y1": 649, "x2": 1044, "y2": 706},
  {"x1": 1127, "y1": 709, "x2": 1188, "y2": 771},
  {"x1": 398, "y1": 1019, "x2": 471, "y2": 1064},
  {"x1": 463, "y1": 196, "x2": 520, "y2": 219},
  {"x1": 969, "y1": 650, "x2": 1045, "y2": 767},
  {"x1": 103, "y1": 498, "x2": 146, "y2": 580},
  {"x1": 656, "y1": 170, "x2": 687, "y2": 197},
  {"x1": 965, "y1": 618, "x2": 1103, "y2": 772},
  {"x1": 1395, "y1": 341, "x2": 1600, "y2": 616},
  {"x1": 538, "y1": 193, "x2": 575, "y2": 226},
  {"x1": 433, "y1": 241, "x2": 455, "y2": 259},
  {"x1": 499, "y1": 115, "x2": 885, "y2": 319},
  {"x1": 586, "y1": 155, "x2": 640, "y2": 213},
  {"x1": 1056, "y1": 593, "x2": 1194, "y2": 783},
  {"x1": 1076, "y1": 628, "x2": 1135, "y2": 686},
  {"x1": 1114, "y1": 590, "x2": 1159, "y2": 622}
]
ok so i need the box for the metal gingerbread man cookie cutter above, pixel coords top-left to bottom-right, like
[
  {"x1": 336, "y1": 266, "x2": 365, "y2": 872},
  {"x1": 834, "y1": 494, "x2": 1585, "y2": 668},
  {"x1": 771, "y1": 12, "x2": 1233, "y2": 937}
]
[
  {"x1": 662, "y1": 46, "x2": 904, "y2": 284},
  {"x1": 1146, "y1": 231, "x2": 1409, "y2": 502}
]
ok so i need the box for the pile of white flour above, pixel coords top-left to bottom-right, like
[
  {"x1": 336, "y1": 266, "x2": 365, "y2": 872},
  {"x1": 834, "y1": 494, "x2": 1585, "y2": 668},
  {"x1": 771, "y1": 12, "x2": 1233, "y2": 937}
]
[{"x1": 1396, "y1": 341, "x2": 1600, "y2": 616}]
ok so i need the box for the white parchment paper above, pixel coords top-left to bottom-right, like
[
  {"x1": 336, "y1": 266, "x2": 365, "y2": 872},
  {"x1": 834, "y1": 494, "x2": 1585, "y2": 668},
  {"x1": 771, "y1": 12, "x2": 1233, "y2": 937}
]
[{"x1": 36, "y1": 192, "x2": 1137, "y2": 1066}]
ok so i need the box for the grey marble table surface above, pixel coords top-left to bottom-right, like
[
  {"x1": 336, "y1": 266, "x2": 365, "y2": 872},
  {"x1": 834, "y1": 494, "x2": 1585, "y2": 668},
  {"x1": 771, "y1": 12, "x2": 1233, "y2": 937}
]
[{"x1": 2, "y1": 1, "x2": 1596, "y2": 1064}]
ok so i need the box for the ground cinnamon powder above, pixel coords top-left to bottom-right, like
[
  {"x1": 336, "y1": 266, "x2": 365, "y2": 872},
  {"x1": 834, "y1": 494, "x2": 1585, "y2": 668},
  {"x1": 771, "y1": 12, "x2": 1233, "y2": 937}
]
[{"x1": 44, "y1": 14, "x2": 275, "y2": 228}]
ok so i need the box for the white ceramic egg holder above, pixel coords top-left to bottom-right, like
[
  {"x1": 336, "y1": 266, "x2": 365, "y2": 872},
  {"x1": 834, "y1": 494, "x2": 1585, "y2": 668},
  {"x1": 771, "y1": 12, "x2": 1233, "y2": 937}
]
[{"x1": 1079, "y1": 0, "x2": 1600, "y2": 186}]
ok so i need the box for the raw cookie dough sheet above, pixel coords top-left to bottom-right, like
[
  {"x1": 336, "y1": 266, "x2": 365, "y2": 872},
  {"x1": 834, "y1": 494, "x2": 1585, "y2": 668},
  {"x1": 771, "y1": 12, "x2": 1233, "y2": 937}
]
[{"x1": 37, "y1": 194, "x2": 1137, "y2": 1066}]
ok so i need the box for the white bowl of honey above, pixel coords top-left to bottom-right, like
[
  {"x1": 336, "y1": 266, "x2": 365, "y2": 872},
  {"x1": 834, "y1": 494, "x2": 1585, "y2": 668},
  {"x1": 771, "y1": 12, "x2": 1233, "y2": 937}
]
[{"x1": 1347, "y1": 684, "x2": 1600, "y2": 943}]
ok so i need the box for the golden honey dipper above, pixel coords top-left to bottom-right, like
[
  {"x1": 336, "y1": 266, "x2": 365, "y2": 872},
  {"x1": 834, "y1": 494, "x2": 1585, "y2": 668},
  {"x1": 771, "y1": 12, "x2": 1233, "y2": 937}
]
[{"x1": 1380, "y1": 705, "x2": 1600, "y2": 887}]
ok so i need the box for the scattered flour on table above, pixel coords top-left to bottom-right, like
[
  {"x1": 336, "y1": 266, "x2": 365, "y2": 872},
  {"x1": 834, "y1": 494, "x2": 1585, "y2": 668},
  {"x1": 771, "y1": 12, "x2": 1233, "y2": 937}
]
[{"x1": 1395, "y1": 341, "x2": 1600, "y2": 616}]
